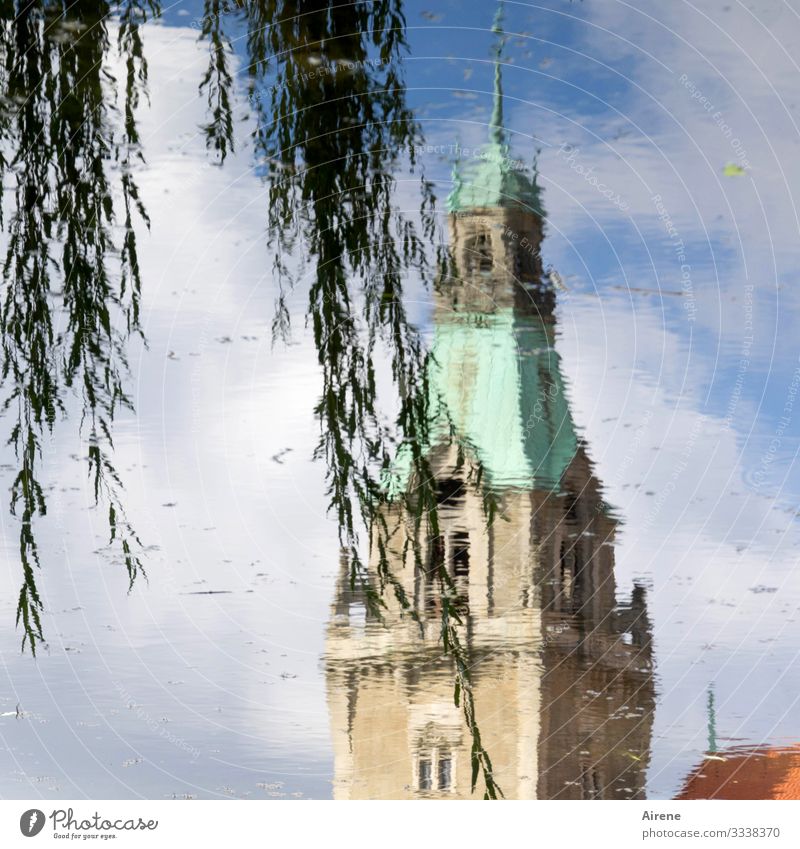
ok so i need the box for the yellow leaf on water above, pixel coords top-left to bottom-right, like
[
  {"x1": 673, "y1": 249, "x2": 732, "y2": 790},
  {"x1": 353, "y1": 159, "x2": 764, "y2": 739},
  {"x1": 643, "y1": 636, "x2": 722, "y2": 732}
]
[{"x1": 723, "y1": 163, "x2": 746, "y2": 176}]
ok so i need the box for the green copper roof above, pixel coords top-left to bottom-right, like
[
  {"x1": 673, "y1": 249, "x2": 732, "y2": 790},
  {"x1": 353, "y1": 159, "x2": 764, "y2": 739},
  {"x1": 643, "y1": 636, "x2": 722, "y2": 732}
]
[
  {"x1": 384, "y1": 309, "x2": 578, "y2": 494},
  {"x1": 447, "y1": 142, "x2": 544, "y2": 215}
]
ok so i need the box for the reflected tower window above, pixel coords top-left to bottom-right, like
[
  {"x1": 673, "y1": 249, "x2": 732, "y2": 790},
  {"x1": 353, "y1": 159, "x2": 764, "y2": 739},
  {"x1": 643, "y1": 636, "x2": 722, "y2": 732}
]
[
  {"x1": 347, "y1": 601, "x2": 367, "y2": 637},
  {"x1": 559, "y1": 540, "x2": 575, "y2": 605},
  {"x1": 437, "y1": 476, "x2": 465, "y2": 506},
  {"x1": 413, "y1": 727, "x2": 459, "y2": 796},
  {"x1": 418, "y1": 759, "x2": 432, "y2": 791},
  {"x1": 415, "y1": 748, "x2": 455, "y2": 794},
  {"x1": 581, "y1": 764, "x2": 602, "y2": 799},
  {"x1": 438, "y1": 755, "x2": 453, "y2": 790},
  {"x1": 451, "y1": 531, "x2": 470, "y2": 579},
  {"x1": 465, "y1": 232, "x2": 494, "y2": 277},
  {"x1": 423, "y1": 535, "x2": 447, "y2": 614}
]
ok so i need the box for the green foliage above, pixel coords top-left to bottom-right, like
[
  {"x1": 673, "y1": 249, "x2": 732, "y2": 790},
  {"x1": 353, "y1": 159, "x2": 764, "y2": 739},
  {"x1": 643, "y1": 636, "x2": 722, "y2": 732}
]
[{"x1": 0, "y1": 0, "x2": 156, "y2": 653}]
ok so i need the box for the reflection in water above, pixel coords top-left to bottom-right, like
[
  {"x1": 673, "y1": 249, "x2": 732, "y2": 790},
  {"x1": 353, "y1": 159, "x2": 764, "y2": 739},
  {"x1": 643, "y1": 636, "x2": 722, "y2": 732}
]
[
  {"x1": 325, "y1": 22, "x2": 655, "y2": 798},
  {"x1": 0, "y1": 2, "x2": 157, "y2": 651},
  {"x1": 0, "y1": 0, "x2": 796, "y2": 805}
]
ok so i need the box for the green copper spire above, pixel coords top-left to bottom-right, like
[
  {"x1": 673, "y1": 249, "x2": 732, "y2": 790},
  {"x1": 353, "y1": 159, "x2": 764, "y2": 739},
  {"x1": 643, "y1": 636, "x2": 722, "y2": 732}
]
[
  {"x1": 489, "y1": 3, "x2": 505, "y2": 145},
  {"x1": 707, "y1": 684, "x2": 717, "y2": 754},
  {"x1": 447, "y1": 3, "x2": 544, "y2": 215}
]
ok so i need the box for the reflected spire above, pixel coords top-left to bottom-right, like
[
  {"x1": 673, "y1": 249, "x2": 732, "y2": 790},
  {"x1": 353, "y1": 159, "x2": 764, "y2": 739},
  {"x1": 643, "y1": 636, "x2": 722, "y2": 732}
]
[
  {"x1": 490, "y1": 2, "x2": 506, "y2": 145},
  {"x1": 707, "y1": 684, "x2": 718, "y2": 754},
  {"x1": 447, "y1": 2, "x2": 543, "y2": 217}
]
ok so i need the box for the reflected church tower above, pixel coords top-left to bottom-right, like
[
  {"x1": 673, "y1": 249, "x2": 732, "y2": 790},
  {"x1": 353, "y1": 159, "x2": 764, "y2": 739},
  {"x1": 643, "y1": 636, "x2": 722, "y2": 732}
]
[{"x1": 325, "y1": 9, "x2": 654, "y2": 800}]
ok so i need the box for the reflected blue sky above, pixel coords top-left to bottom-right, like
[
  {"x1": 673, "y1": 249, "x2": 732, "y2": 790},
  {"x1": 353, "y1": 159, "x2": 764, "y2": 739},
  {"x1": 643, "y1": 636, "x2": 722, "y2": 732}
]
[{"x1": 160, "y1": 0, "x2": 800, "y2": 502}]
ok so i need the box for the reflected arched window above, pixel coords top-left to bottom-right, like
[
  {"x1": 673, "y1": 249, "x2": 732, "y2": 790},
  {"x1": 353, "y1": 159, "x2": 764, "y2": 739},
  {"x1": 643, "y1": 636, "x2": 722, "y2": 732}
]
[
  {"x1": 418, "y1": 758, "x2": 432, "y2": 791},
  {"x1": 581, "y1": 764, "x2": 602, "y2": 799},
  {"x1": 438, "y1": 754, "x2": 453, "y2": 790},
  {"x1": 416, "y1": 754, "x2": 452, "y2": 791},
  {"x1": 465, "y1": 232, "x2": 494, "y2": 277},
  {"x1": 414, "y1": 744, "x2": 455, "y2": 794},
  {"x1": 413, "y1": 722, "x2": 459, "y2": 795}
]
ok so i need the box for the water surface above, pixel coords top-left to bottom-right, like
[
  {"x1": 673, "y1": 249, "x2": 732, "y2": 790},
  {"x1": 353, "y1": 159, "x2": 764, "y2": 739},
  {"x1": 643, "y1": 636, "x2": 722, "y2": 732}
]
[{"x1": 1, "y1": 0, "x2": 799, "y2": 800}]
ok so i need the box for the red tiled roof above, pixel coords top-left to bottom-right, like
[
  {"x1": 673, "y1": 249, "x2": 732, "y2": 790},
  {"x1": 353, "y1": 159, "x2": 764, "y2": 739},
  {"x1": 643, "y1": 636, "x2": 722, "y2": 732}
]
[{"x1": 677, "y1": 745, "x2": 800, "y2": 800}]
